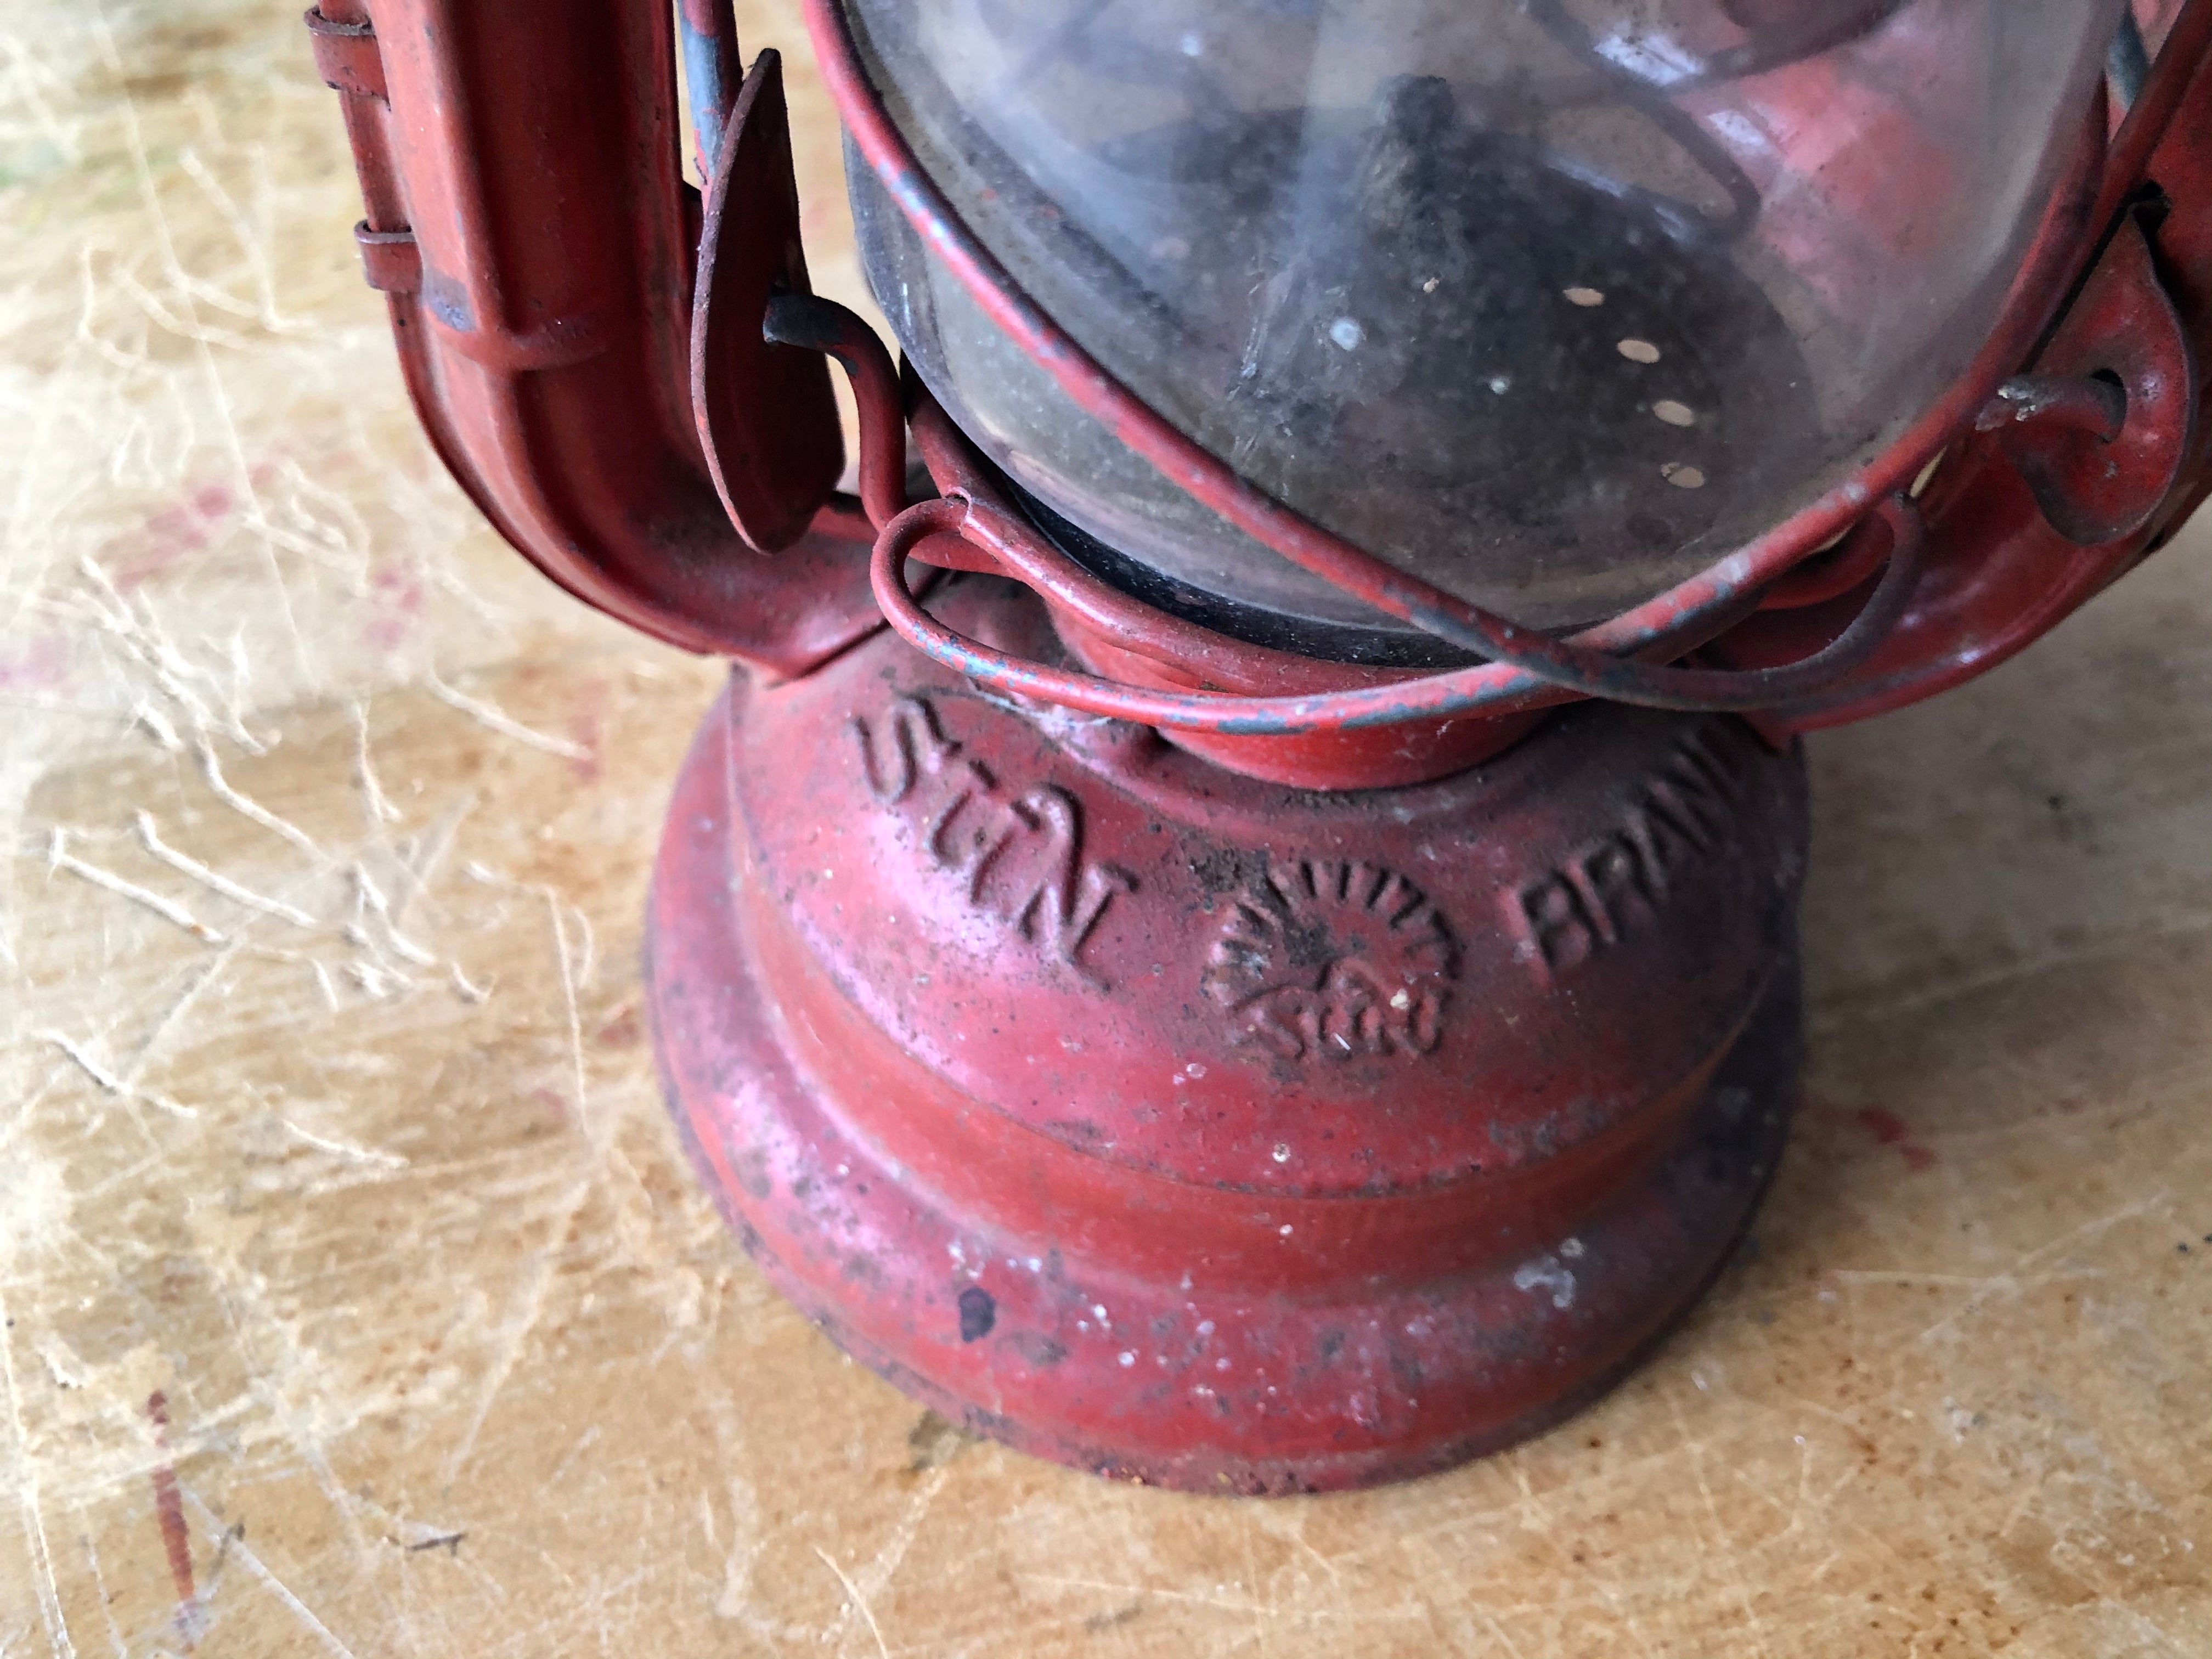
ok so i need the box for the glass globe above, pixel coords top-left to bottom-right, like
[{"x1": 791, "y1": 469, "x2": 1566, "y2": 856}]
[{"x1": 844, "y1": 0, "x2": 2120, "y2": 657}]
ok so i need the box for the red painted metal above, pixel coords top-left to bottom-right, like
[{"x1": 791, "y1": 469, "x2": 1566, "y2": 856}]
[
  {"x1": 1994, "y1": 217, "x2": 2194, "y2": 548},
  {"x1": 310, "y1": 0, "x2": 874, "y2": 675},
  {"x1": 648, "y1": 579, "x2": 1806, "y2": 1491},
  {"x1": 311, "y1": 0, "x2": 2212, "y2": 1492},
  {"x1": 689, "y1": 50, "x2": 845, "y2": 554}
]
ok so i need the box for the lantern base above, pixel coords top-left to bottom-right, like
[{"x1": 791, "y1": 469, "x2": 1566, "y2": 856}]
[{"x1": 647, "y1": 582, "x2": 1805, "y2": 1493}]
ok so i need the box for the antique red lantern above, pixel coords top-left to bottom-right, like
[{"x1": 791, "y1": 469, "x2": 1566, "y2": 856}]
[{"x1": 309, "y1": 0, "x2": 2212, "y2": 1492}]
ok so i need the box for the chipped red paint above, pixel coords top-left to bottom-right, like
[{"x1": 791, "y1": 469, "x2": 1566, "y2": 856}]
[{"x1": 648, "y1": 581, "x2": 1809, "y2": 1490}]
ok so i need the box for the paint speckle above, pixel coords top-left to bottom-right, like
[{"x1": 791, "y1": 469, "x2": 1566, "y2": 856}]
[
  {"x1": 1513, "y1": 1254, "x2": 1577, "y2": 1310},
  {"x1": 1661, "y1": 462, "x2": 1707, "y2": 489},
  {"x1": 1488, "y1": 376, "x2": 1511, "y2": 394},
  {"x1": 1653, "y1": 399, "x2": 1695, "y2": 427},
  {"x1": 1271, "y1": 1143, "x2": 1290, "y2": 1163},
  {"x1": 1118, "y1": 1350, "x2": 1136, "y2": 1368},
  {"x1": 1329, "y1": 317, "x2": 1364, "y2": 351},
  {"x1": 1278, "y1": 1224, "x2": 1294, "y2": 1237},
  {"x1": 956, "y1": 1286, "x2": 995, "y2": 1342},
  {"x1": 1617, "y1": 337, "x2": 1661, "y2": 364},
  {"x1": 1565, "y1": 286, "x2": 1605, "y2": 306}
]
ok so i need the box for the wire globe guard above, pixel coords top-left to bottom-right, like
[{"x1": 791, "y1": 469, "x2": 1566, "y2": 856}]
[{"x1": 646, "y1": 579, "x2": 1806, "y2": 1493}]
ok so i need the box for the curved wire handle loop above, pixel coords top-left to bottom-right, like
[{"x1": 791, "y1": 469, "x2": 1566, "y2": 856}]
[{"x1": 873, "y1": 492, "x2": 1924, "y2": 729}]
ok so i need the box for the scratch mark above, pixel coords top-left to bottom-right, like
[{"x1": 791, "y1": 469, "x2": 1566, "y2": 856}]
[
  {"x1": 131, "y1": 696, "x2": 182, "y2": 751},
  {"x1": 145, "y1": 1392, "x2": 204, "y2": 1650},
  {"x1": 121, "y1": 938, "x2": 246, "y2": 1093},
  {"x1": 42, "y1": 1030, "x2": 197, "y2": 1119},
  {"x1": 47, "y1": 828, "x2": 222, "y2": 943},
  {"x1": 197, "y1": 740, "x2": 324, "y2": 862},
  {"x1": 1812, "y1": 915, "x2": 2212, "y2": 1031},
  {"x1": 349, "y1": 864, "x2": 436, "y2": 966},
  {"x1": 393, "y1": 793, "x2": 475, "y2": 926},
  {"x1": 836, "y1": 1465, "x2": 947, "y2": 1651},
  {"x1": 71, "y1": 556, "x2": 262, "y2": 752},
  {"x1": 1475, "y1": 1607, "x2": 1530, "y2": 1659},
  {"x1": 545, "y1": 887, "x2": 590, "y2": 1122},
  {"x1": 1916, "y1": 1195, "x2": 2166, "y2": 1344},
  {"x1": 351, "y1": 701, "x2": 404, "y2": 826},
  {"x1": 134, "y1": 811, "x2": 317, "y2": 927},
  {"x1": 276, "y1": 1117, "x2": 408, "y2": 1169},
  {"x1": 1668, "y1": 1393, "x2": 1771, "y2": 1659},
  {"x1": 548, "y1": 1424, "x2": 601, "y2": 1486},
  {"x1": 1022, "y1": 1575, "x2": 1272, "y2": 1616},
  {"x1": 1223, "y1": 1510, "x2": 1271, "y2": 1659},
  {"x1": 426, "y1": 669, "x2": 591, "y2": 760},
  {"x1": 75, "y1": 1520, "x2": 133, "y2": 1659},
  {"x1": 0, "y1": 1288, "x2": 77, "y2": 1659},
  {"x1": 814, "y1": 1546, "x2": 891, "y2": 1659},
  {"x1": 179, "y1": 1487, "x2": 358, "y2": 1659},
  {"x1": 441, "y1": 890, "x2": 594, "y2": 1483}
]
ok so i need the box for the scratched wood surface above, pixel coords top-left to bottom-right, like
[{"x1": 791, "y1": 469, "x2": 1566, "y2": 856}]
[{"x1": 4, "y1": 4, "x2": 2211, "y2": 1656}]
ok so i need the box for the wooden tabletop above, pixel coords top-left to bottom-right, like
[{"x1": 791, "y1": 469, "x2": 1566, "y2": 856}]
[{"x1": 4, "y1": 3, "x2": 2209, "y2": 1654}]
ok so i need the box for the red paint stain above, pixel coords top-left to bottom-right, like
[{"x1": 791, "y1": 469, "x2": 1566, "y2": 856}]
[
  {"x1": 365, "y1": 560, "x2": 425, "y2": 651},
  {"x1": 1855, "y1": 1107, "x2": 1936, "y2": 1171},
  {"x1": 566, "y1": 681, "x2": 606, "y2": 782},
  {"x1": 116, "y1": 483, "x2": 236, "y2": 589},
  {"x1": 1855, "y1": 1107, "x2": 1910, "y2": 1144},
  {"x1": 0, "y1": 631, "x2": 70, "y2": 691},
  {"x1": 146, "y1": 1390, "x2": 200, "y2": 1650},
  {"x1": 595, "y1": 1003, "x2": 642, "y2": 1048}
]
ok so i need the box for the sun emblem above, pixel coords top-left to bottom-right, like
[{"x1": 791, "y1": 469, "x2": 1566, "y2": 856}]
[{"x1": 1200, "y1": 859, "x2": 1457, "y2": 1062}]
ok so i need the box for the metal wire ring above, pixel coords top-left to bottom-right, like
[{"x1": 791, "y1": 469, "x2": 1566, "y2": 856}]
[{"x1": 872, "y1": 493, "x2": 1923, "y2": 728}]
